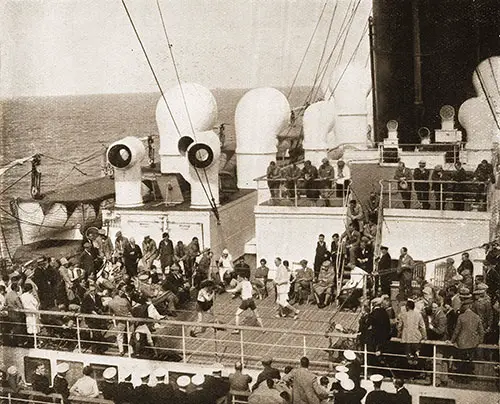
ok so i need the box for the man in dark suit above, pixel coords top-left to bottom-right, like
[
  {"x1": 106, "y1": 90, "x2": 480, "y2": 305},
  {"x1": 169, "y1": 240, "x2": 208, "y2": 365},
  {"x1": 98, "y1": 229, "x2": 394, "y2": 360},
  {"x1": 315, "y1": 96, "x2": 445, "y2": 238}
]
[
  {"x1": 101, "y1": 367, "x2": 119, "y2": 401},
  {"x1": 123, "y1": 237, "x2": 143, "y2": 278},
  {"x1": 80, "y1": 282, "x2": 105, "y2": 352},
  {"x1": 253, "y1": 356, "x2": 280, "y2": 390},
  {"x1": 314, "y1": 234, "x2": 330, "y2": 279},
  {"x1": 393, "y1": 378, "x2": 411, "y2": 404},
  {"x1": 451, "y1": 300, "x2": 485, "y2": 378},
  {"x1": 376, "y1": 246, "x2": 392, "y2": 295},
  {"x1": 80, "y1": 242, "x2": 99, "y2": 279},
  {"x1": 158, "y1": 232, "x2": 174, "y2": 270},
  {"x1": 52, "y1": 363, "x2": 70, "y2": 404},
  {"x1": 150, "y1": 368, "x2": 173, "y2": 403}
]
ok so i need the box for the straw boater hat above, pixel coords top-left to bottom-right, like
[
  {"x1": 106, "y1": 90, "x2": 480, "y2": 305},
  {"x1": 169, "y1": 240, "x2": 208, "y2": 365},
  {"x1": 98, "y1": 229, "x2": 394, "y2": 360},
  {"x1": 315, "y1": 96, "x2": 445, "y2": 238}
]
[
  {"x1": 459, "y1": 287, "x2": 472, "y2": 299},
  {"x1": 103, "y1": 367, "x2": 117, "y2": 380},
  {"x1": 370, "y1": 374, "x2": 383, "y2": 383},
  {"x1": 335, "y1": 365, "x2": 348, "y2": 373},
  {"x1": 371, "y1": 297, "x2": 383, "y2": 307}
]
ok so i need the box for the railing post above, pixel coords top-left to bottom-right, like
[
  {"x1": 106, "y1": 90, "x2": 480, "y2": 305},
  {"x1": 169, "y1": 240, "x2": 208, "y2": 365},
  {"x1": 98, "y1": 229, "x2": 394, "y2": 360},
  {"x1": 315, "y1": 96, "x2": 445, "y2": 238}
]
[
  {"x1": 440, "y1": 183, "x2": 443, "y2": 210},
  {"x1": 303, "y1": 336, "x2": 307, "y2": 356},
  {"x1": 432, "y1": 344, "x2": 437, "y2": 387},
  {"x1": 76, "y1": 316, "x2": 82, "y2": 353},
  {"x1": 126, "y1": 320, "x2": 132, "y2": 358},
  {"x1": 7, "y1": 392, "x2": 11, "y2": 404},
  {"x1": 240, "y1": 330, "x2": 245, "y2": 365},
  {"x1": 363, "y1": 344, "x2": 368, "y2": 380},
  {"x1": 388, "y1": 182, "x2": 392, "y2": 208},
  {"x1": 182, "y1": 325, "x2": 187, "y2": 363},
  {"x1": 294, "y1": 182, "x2": 298, "y2": 207},
  {"x1": 33, "y1": 315, "x2": 38, "y2": 349}
]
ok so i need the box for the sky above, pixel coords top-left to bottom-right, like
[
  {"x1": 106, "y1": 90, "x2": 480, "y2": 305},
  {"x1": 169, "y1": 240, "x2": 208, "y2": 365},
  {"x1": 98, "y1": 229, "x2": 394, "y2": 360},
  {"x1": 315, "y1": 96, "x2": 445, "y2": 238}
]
[{"x1": 0, "y1": 0, "x2": 372, "y2": 97}]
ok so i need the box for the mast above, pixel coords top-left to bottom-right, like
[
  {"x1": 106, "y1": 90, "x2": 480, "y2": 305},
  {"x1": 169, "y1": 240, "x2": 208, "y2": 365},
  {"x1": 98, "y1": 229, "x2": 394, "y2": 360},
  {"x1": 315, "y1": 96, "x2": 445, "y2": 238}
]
[
  {"x1": 368, "y1": 16, "x2": 378, "y2": 144},
  {"x1": 412, "y1": 0, "x2": 424, "y2": 130}
]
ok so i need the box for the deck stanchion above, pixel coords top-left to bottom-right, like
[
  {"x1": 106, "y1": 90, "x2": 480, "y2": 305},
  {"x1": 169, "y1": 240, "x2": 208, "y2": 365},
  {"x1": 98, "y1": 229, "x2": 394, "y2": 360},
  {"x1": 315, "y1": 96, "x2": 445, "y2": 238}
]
[
  {"x1": 303, "y1": 336, "x2": 307, "y2": 356},
  {"x1": 76, "y1": 316, "x2": 82, "y2": 353},
  {"x1": 7, "y1": 392, "x2": 11, "y2": 404},
  {"x1": 126, "y1": 320, "x2": 132, "y2": 358},
  {"x1": 240, "y1": 330, "x2": 245, "y2": 365},
  {"x1": 433, "y1": 344, "x2": 437, "y2": 387},
  {"x1": 182, "y1": 325, "x2": 187, "y2": 363},
  {"x1": 363, "y1": 344, "x2": 368, "y2": 380},
  {"x1": 33, "y1": 316, "x2": 38, "y2": 349},
  {"x1": 388, "y1": 182, "x2": 392, "y2": 208}
]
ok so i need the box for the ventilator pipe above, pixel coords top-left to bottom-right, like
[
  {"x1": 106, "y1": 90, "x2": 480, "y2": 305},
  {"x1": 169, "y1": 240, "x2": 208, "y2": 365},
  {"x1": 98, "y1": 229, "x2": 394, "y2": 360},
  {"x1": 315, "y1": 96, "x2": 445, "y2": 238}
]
[
  {"x1": 328, "y1": 64, "x2": 371, "y2": 147},
  {"x1": 235, "y1": 88, "x2": 290, "y2": 189},
  {"x1": 156, "y1": 83, "x2": 218, "y2": 175},
  {"x1": 459, "y1": 56, "x2": 500, "y2": 150},
  {"x1": 178, "y1": 130, "x2": 221, "y2": 209},
  {"x1": 303, "y1": 100, "x2": 336, "y2": 166},
  {"x1": 107, "y1": 136, "x2": 146, "y2": 208}
]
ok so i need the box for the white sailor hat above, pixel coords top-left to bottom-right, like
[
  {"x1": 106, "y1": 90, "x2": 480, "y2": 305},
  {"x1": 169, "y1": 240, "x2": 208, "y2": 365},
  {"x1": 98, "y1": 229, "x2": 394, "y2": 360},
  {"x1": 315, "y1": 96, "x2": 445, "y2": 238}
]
[
  {"x1": 335, "y1": 365, "x2": 348, "y2": 373},
  {"x1": 154, "y1": 368, "x2": 167, "y2": 378},
  {"x1": 191, "y1": 374, "x2": 205, "y2": 386},
  {"x1": 343, "y1": 350, "x2": 356, "y2": 360},
  {"x1": 103, "y1": 367, "x2": 117, "y2": 380},
  {"x1": 370, "y1": 374, "x2": 383, "y2": 383},
  {"x1": 56, "y1": 363, "x2": 69, "y2": 374},
  {"x1": 335, "y1": 372, "x2": 349, "y2": 381},
  {"x1": 176, "y1": 375, "x2": 190, "y2": 388},
  {"x1": 341, "y1": 378, "x2": 355, "y2": 391},
  {"x1": 138, "y1": 369, "x2": 150, "y2": 379}
]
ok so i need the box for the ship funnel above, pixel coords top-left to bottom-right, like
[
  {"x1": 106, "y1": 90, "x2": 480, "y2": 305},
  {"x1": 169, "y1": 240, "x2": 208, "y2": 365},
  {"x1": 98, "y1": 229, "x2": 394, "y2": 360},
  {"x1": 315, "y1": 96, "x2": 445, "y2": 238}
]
[
  {"x1": 107, "y1": 136, "x2": 145, "y2": 208},
  {"x1": 235, "y1": 88, "x2": 290, "y2": 189}
]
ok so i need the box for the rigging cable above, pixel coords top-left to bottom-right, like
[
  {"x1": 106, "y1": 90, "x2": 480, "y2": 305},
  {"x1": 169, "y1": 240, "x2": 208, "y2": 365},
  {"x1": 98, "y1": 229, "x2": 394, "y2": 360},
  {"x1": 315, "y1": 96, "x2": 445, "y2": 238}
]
[
  {"x1": 312, "y1": 0, "x2": 363, "y2": 101},
  {"x1": 0, "y1": 170, "x2": 32, "y2": 196},
  {"x1": 286, "y1": 0, "x2": 331, "y2": 100},
  {"x1": 476, "y1": 66, "x2": 500, "y2": 132},
  {"x1": 155, "y1": 0, "x2": 219, "y2": 220}
]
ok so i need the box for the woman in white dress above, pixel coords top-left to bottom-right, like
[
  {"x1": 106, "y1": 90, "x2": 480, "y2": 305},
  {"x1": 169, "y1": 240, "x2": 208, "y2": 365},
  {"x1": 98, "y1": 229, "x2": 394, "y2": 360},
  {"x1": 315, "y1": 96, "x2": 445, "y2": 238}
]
[{"x1": 20, "y1": 283, "x2": 40, "y2": 337}]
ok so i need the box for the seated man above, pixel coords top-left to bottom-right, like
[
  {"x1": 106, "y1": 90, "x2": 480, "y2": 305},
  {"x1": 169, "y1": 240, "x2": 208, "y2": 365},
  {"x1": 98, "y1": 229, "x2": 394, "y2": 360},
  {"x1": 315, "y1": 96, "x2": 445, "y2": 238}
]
[
  {"x1": 252, "y1": 258, "x2": 270, "y2": 299},
  {"x1": 293, "y1": 259, "x2": 314, "y2": 304},
  {"x1": 338, "y1": 263, "x2": 367, "y2": 311},
  {"x1": 313, "y1": 261, "x2": 335, "y2": 308}
]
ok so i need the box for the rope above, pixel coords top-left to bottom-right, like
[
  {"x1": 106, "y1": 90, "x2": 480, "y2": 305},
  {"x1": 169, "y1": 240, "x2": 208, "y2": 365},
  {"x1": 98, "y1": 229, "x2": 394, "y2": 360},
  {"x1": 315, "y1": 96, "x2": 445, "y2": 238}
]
[
  {"x1": 0, "y1": 170, "x2": 32, "y2": 196},
  {"x1": 155, "y1": 0, "x2": 196, "y2": 139},
  {"x1": 120, "y1": 0, "x2": 183, "y2": 137},
  {"x1": 286, "y1": 0, "x2": 331, "y2": 100}
]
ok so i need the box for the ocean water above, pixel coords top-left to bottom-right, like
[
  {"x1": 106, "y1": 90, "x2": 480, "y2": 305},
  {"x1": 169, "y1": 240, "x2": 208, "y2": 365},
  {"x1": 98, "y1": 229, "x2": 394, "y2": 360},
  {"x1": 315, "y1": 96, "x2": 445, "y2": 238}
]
[{"x1": 0, "y1": 87, "x2": 310, "y2": 255}]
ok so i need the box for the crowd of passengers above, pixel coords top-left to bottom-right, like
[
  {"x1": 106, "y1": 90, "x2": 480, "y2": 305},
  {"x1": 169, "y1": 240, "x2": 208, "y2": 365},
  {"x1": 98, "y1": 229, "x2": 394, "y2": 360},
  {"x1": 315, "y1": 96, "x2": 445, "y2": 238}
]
[
  {"x1": 394, "y1": 159, "x2": 495, "y2": 210},
  {"x1": 0, "y1": 354, "x2": 418, "y2": 404}
]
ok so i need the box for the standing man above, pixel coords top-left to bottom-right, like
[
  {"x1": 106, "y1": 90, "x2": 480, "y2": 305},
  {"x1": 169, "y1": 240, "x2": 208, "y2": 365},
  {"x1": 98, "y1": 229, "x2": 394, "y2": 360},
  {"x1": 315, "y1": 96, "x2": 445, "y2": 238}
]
[
  {"x1": 123, "y1": 237, "x2": 142, "y2": 278},
  {"x1": 284, "y1": 162, "x2": 302, "y2": 199},
  {"x1": 394, "y1": 161, "x2": 413, "y2": 209},
  {"x1": 301, "y1": 160, "x2": 319, "y2": 200},
  {"x1": 376, "y1": 246, "x2": 392, "y2": 295},
  {"x1": 368, "y1": 298, "x2": 391, "y2": 356},
  {"x1": 413, "y1": 160, "x2": 431, "y2": 209},
  {"x1": 53, "y1": 363, "x2": 70, "y2": 404},
  {"x1": 397, "y1": 247, "x2": 415, "y2": 300},
  {"x1": 365, "y1": 374, "x2": 389, "y2": 404},
  {"x1": 227, "y1": 273, "x2": 264, "y2": 334},
  {"x1": 274, "y1": 257, "x2": 300, "y2": 319},
  {"x1": 452, "y1": 161, "x2": 467, "y2": 211},
  {"x1": 314, "y1": 234, "x2": 330, "y2": 280},
  {"x1": 398, "y1": 299, "x2": 426, "y2": 360},
  {"x1": 266, "y1": 161, "x2": 282, "y2": 200},
  {"x1": 335, "y1": 160, "x2": 351, "y2": 199},
  {"x1": 282, "y1": 356, "x2": 329, "y2": 404},
  {"x1": 157, "y1": 233, "x2": 174, "y2": 270},
  {"x1": 101, "y1": 367, "x2": 119, "y2": 401},
  {"x1": 141, "y1": 236, "x2": 157, "y2": 271},
  {"x1": 318, "y1": 158, "x2": 335, "y2": 204},
  {"x1": 393, "y1": 378, "x2": 412, "y2": 404}
]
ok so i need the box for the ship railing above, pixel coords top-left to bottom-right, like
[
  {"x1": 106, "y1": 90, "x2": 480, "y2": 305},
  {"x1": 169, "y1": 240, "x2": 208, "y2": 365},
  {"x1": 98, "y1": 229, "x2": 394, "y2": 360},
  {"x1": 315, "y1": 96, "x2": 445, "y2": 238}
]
[
  {"x1": 0, "y1": 387, "x2": 64, "y2": 404},
  {"x1": 254, "y1": 176, "x2": 350, "y2": 207},
  {"x1": 378, "y1": 142, "x2": 464, "y2": 165},
  {"x1": 1, "y1": 309, "x2": 499, "y2": 391},
  {"x1": 379, "y1": 179, "x2": 490, "y2": 211}
]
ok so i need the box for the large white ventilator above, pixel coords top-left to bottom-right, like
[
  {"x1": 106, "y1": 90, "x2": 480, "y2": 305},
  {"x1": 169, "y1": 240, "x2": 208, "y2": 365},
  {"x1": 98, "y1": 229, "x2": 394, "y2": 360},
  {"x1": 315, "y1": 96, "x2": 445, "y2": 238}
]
[
  {"x1": 459, "y1": 56, "x2": 500, "y2": 150},
  {"x1": 107, "y1": 136, "x2": 146, "y2": 208},
  {"x1": 156, "y1": 82, "x2": 218, "y2": 175},
  {"x1": 235, "y1": 88, "x2": 290, "y2": 189},
  {"x1": 156, "y1": 83, "x2": 220, "y2": 209},
  {"x1": 303, "y1": 100, "x2": 336, "y2": 166}
]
